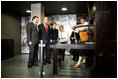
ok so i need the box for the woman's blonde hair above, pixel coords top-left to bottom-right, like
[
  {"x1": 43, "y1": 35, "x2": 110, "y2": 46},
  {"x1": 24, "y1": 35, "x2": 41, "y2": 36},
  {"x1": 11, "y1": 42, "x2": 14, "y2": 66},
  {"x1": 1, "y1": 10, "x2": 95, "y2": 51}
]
[{"x1": 59, "y1": 25, "x2": 64, "y2": 31}]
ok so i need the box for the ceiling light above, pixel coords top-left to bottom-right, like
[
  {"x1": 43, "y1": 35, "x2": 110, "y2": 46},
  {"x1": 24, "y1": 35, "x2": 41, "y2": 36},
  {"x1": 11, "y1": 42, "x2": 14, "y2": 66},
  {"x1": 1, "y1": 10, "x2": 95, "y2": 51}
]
[
  {"x1": 61, "y1": 7, "x2": 67, "y2": 11},
  {"x1": 93, "y1": 6, "x2": 96, "y2": 11},
  {"x1": 26, "y1": 10, "x2": 31, "y2": 13}
]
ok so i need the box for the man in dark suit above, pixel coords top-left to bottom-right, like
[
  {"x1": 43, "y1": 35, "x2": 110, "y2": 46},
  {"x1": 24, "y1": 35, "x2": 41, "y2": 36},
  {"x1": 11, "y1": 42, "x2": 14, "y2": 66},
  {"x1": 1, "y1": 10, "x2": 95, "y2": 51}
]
[
  {"x1": 38, "y1": 16, "x2": 52, "y2": 64},
  {"x1": 26, "y1": 16, "x2": 39, "y2": 68}
]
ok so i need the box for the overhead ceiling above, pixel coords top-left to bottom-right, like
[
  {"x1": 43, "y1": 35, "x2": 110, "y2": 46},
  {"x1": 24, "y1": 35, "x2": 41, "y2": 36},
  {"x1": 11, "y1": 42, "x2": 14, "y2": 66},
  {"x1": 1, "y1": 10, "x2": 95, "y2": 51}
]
[{"x1": 1, "y1": 1, "x2": 90, "y2": 16}]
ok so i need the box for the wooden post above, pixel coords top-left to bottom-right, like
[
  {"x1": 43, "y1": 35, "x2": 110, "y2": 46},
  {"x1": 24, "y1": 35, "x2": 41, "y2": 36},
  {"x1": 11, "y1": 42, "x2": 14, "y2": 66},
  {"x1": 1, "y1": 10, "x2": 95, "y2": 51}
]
[{"x1": 53, "y1": 49, "x2": 58, "y2": 75}]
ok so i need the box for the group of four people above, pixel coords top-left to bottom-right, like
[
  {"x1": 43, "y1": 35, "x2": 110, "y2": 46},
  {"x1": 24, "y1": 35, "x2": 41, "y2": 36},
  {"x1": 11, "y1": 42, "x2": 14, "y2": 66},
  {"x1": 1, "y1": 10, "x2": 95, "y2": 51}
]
[{"x1": 26, "y1": 16, "x2": 89, "y2": 68}]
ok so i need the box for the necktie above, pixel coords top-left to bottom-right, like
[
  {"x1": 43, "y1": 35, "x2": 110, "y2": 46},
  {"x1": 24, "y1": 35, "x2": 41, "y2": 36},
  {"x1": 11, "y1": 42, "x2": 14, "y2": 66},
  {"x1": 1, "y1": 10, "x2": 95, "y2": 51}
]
[
  {"x1": 45, "y1": 24, "x2": 48, "y2": 33},
  {"x1": 35, "y1": 24, "x2": 39, "y2": 31}
]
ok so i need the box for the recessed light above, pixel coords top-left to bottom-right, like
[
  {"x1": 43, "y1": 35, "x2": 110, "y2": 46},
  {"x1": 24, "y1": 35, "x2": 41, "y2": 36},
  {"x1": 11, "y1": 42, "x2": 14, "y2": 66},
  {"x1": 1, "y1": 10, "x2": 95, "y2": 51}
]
[
  {"x1": 26, "y1": 10, "x2": 31, "y2": 13},
  {"x1": 93, "y1": 6, "x2": 96, "y2": 11},
  {"x1": 61, "y1": 7, "x2": 67, "y2": 11}
]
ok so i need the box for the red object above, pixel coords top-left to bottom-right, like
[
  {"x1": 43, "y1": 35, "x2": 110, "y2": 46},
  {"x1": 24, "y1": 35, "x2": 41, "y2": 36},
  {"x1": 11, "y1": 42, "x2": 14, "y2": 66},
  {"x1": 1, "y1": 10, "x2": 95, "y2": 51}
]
[{"x1": 45, "y1": 24, "x2": 48, "y2": 33}]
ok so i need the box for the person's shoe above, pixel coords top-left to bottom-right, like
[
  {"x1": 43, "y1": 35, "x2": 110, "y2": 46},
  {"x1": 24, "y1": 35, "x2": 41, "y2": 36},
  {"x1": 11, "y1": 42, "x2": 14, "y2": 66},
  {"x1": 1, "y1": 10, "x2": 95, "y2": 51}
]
[
  {"x1": 74, "y1": 64, "x2": 81, "y2": 68},
  {"x1": 33, "y1": 63, "x2": 39, "y2": 66},
  {"x1": 81, "y1": 62, "x2": 85, "y2": 64},
  {"x1": 43, "y1": 62, "x2": 47, "y2": 65},
  {"x1": 33, "y1": 61, "x2": 39, "y2": 66},
  {"x1": 28, "y1": 64, "x2": 32, "y2": 68},
  {"x1": 46, "y1": 61, "x2": 52, "y2": 64}
]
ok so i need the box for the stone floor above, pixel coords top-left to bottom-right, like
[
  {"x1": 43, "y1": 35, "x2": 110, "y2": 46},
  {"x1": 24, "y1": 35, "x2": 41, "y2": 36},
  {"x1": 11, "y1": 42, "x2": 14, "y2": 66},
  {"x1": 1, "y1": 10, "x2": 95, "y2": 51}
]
[{"x1": 1, "y1": 54, "x2": 91, "y2": 78}]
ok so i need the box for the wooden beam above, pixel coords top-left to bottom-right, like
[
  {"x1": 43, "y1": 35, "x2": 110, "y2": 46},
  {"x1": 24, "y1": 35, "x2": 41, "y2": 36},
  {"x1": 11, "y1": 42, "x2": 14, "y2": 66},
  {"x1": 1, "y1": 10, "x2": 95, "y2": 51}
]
[{"x1": 50, "y1": 44, "x2": 95, "y2": 49}]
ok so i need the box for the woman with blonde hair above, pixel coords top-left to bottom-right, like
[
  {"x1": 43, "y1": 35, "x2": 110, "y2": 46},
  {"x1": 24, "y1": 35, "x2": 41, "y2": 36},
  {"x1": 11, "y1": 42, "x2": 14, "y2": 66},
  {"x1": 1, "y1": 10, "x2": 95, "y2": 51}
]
[{"x1": 58, "y1": 25, "x2": 68, "y2": 61}]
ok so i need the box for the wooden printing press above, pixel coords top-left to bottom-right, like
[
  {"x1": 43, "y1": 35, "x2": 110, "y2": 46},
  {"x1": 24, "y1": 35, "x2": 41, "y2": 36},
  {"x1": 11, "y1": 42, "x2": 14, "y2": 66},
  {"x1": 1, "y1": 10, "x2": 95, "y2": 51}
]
[{"x1": 50, "y1": 25, "x2": 96, "y2": 75}]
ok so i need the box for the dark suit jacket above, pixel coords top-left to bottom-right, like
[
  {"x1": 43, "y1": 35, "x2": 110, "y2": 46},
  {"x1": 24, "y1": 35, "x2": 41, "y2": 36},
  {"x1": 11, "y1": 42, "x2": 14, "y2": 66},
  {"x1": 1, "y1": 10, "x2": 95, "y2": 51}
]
[
  {"x1": 50, "y1": 28, "x2": 58, "y2": 40},
  {"x1": 70, "y1": 31, "x2": 80, "y2": 41},
  {"x1": 26, "y1": 22, "x2": 39, "y2": 45},
  {"x1": 38, "y1": 23, "x2": 51, "y2": 40}
]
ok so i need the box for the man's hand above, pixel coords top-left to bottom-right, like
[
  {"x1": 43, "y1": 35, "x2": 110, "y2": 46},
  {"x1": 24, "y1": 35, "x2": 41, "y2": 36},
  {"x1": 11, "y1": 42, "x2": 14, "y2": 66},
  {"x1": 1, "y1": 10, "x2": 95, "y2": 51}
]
[
  {"x1": 29, "y1": 41, "x2": 32, "y2": 45},
  {"x1": 71, "y1": 26, "x2": 76, "y2": 30},
  {"x1": 71, "y1": 37, "x2": 75, "y2": 40},
  {"x1": 50, "y1": 40, "x2": 52, "y2": 43}
]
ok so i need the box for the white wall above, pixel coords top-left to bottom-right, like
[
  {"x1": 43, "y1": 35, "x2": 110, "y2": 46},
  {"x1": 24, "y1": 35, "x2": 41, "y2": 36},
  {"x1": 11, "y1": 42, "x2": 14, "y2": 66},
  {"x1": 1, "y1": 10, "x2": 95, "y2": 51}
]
[
  {"x1": 48, "y1": 14, "x2": 77, "y2": 43},
  {"x1": 21, "y1": 16, "x2": 31, "y2": 53}
]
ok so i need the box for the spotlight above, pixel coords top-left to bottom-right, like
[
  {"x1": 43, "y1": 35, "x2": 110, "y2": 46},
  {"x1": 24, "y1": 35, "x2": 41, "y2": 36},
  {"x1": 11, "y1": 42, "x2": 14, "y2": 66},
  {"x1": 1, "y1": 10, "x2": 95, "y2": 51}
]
[
  {"x1": 61, "y1": 7, "x2": 67, "y2": 11},
  {"x1": 26, "y1": 10, "x2": 31, "y2": 13}
]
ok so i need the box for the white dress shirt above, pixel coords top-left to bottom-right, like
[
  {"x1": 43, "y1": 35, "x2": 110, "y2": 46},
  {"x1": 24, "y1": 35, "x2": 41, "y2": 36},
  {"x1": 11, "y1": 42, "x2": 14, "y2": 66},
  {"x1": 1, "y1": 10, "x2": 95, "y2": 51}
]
[
  {"x1": 58, "y1": 30, "x2": 68, "y2": 43},
  {"x1": 74, "y1": 22, "x2": 89, "y2": 33}
]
